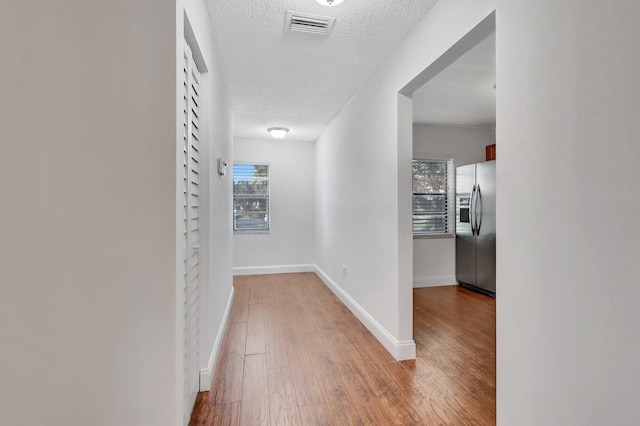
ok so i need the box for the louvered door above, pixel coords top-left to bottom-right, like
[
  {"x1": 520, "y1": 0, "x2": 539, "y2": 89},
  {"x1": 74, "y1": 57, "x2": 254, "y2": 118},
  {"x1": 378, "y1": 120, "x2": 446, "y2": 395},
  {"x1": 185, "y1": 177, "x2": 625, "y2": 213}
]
[{"x1": 181, "y1": 42, "x2": 201, "y2": 426}]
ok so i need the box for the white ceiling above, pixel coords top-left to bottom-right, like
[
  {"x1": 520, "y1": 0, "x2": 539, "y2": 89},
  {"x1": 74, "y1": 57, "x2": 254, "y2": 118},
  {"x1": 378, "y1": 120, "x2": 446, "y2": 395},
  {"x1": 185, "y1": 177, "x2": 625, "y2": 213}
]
[
  {"x1": 204, "y1": 0, "x2": 439, "y2": 141},
  {"x1": 412, "y1": 32, "x2": 496, "y2": 128}
]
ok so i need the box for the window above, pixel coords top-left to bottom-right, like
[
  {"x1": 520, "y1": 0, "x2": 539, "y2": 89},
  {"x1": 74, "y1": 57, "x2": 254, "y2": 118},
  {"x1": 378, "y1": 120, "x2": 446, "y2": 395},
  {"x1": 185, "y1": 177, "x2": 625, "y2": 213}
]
[
  {"x1": 233, "y1": 163, "x2": 270, "y2": 232},
  {"x1": 412, "y1": 159, "x2": 454, "y2": 237}
]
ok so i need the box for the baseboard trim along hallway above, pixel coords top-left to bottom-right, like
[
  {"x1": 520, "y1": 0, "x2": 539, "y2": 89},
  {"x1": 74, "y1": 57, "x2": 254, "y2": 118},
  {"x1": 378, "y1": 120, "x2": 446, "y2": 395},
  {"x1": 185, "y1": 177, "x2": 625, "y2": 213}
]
[
  {"x1": 232, "y1": 264, "x2": 416, "y2": 360},
  {"x1": 413, "y1": 274, "x2": 457, "y2": 288},
  {"x1": 314, "y1": 265, "x2": 416, "y2": 361},
  {"x1": 199, "y1": 286, "x2": 235, "y2": 391},
  {"x1": 233, "y1": 264, "x2": 316, "y2": 276}
]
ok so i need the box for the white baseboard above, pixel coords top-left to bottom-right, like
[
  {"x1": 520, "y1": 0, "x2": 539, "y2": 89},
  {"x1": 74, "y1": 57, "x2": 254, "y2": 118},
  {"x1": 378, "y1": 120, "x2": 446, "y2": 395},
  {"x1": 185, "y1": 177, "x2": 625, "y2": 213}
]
[
  {"x1": 233, "y1": 263, "x2": 316, "y2": 276},
  {"x1": 413, "y1": 275, "x2": 457, "y2": 288},
  {"x1": 314, "y1": 265, "x2": 416, "y2": 361},
  {"x1": 199, "y1": 286, "x2": 234, "y2": 392}
]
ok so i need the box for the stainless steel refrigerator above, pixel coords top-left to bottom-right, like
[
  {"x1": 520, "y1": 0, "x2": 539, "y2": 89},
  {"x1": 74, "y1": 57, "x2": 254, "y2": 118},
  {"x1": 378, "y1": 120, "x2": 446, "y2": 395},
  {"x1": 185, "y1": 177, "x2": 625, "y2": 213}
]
[{"x1": 456, "y1": 160, "x2": 496, "y2": 296}]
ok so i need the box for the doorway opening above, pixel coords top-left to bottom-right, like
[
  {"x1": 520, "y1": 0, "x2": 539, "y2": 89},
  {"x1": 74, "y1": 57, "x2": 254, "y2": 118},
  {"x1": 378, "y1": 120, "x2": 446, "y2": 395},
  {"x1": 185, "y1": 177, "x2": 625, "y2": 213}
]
[{"x1": 397, "y1": 10, "x2": 496, "y2": 422}]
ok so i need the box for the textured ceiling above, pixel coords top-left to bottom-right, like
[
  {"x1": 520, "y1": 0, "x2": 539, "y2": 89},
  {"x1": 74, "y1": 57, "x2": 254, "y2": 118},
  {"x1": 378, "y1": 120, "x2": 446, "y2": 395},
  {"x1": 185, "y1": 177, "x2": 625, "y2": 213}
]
[
  {"x1": 412, "y1": 32, "x2": 496, "y2": 128},
  {"x1": 204, "y1": 0, "x2": 439, "y2": 141}
]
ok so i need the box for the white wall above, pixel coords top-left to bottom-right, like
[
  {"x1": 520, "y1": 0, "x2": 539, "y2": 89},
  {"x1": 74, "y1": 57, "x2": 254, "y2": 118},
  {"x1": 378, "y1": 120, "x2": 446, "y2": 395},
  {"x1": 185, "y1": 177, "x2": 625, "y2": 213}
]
[
  {"x1": 234, "y1": 138, "x2": 316, "y2": 273},
  {"x1": 413, "y1": 124, "x2": 494, "y2": 167},
  {"x1": 315, "y1": 0, "x2": 496, "y2": 360},
  {"x1": 412, "y1": 124, "x2": 494, "y2": 287},
  {"x1": 0, "y1": 1, "x2": 234, "y2": 425},
  {"x1": 0, "y1": 1, "x2": 178, "y2": 425},
  {"x1": 183, "y1": 0, "x2": 234, "y2": 393},
  {"x1": 498, "y1": 0, "x2": 640, "y2": 424}
]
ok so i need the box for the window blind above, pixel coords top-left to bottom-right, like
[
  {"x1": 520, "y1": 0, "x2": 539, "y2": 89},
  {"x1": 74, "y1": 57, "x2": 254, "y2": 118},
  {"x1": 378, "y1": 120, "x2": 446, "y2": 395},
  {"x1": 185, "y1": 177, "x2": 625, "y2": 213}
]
[
  {"x1": 233, "y1": 163, "x2": 270, "y2": 232},
  {"x1": 412, "y1": 159, "x2": 454, "y2": 236}
]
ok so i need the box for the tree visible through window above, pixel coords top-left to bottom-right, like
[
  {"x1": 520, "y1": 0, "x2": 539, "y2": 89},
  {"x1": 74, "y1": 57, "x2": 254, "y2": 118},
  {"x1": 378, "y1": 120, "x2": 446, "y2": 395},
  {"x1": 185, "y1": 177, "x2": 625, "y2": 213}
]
[
  {"x1": 233, "y1": 163, "x2": 270, "y2": 232},
  {"x1": 412, "y1": 159, "x2": 453, "y2": 236}
]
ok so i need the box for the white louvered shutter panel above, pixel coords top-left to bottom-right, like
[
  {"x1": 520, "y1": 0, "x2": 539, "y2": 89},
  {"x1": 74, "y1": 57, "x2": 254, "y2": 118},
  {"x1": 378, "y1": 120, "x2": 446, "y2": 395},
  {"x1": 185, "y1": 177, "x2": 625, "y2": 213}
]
[{"x1": 182, "y1": 41, "x2": 201, "y2": 425}]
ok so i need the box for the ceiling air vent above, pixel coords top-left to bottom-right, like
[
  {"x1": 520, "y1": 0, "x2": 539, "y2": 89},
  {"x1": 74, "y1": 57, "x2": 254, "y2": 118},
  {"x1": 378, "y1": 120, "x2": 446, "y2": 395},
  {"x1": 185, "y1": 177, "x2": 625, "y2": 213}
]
[{"x1": 285, "y1": 11, "x2": 336, "y2": 36}]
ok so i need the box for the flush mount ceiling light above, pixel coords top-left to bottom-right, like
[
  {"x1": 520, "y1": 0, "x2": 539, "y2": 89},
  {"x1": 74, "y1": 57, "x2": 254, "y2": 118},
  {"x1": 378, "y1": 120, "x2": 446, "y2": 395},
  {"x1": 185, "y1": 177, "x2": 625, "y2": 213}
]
[
  {"x1": 315, "y1": 0, "x2": 345, "y2": 6},
  {"x1": 268, "y1": 127, "x2": 289, "y2": 139}
]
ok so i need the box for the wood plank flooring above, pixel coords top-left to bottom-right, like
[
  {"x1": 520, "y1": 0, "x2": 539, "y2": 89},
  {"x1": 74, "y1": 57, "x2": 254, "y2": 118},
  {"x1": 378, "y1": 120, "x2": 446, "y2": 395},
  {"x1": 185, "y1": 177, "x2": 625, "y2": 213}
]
[{"x1": 190, "y1": 273, "x2": 495, "y2": 425}]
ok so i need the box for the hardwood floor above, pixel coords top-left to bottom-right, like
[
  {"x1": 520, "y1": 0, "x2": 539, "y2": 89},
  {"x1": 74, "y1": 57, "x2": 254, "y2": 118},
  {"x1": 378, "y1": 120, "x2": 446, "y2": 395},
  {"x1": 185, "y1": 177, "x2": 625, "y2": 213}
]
[{"x1": 190, "y1": 273, "x2": 496, "y2": 425}]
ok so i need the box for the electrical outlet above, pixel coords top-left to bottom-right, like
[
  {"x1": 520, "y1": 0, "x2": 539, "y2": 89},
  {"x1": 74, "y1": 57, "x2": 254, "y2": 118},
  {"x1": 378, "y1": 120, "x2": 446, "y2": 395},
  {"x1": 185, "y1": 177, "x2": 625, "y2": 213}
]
[{"x1": 342, "y1": 264, "x2": 347, "y2": 278}]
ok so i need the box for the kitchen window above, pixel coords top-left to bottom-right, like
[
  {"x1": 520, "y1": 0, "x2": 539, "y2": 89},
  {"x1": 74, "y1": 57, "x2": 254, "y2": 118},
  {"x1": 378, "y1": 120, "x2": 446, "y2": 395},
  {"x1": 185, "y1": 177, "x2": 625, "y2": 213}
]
[
  {"x1": 233, "y1": 163, "x2": 270, "y2": 233},
  {"x1": 412, "y1": 159, "x2": 454, "y2": 237}
]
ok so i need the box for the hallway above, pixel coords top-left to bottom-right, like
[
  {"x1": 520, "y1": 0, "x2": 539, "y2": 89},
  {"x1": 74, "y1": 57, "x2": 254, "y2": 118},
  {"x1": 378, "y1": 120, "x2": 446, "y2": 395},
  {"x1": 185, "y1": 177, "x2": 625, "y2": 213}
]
[{"x1": 190, "y1": 273, "x2": 495, "y2": 425}]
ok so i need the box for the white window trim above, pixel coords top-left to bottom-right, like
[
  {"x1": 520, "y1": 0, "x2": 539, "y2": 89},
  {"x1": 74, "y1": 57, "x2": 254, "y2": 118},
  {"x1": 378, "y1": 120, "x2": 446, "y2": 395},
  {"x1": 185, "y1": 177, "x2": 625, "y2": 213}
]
[
  {"x1": 233, "y1": 161, "x2": 271, "y2": 234},
  {"x1": 412, "y1": 156, "x2": 455, "y2": 239}
]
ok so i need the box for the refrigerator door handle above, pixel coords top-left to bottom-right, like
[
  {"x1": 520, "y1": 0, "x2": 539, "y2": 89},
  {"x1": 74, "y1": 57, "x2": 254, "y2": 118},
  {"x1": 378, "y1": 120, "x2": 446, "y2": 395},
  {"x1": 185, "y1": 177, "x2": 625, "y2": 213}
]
[
  {"x1": 476, "y1": 184, "x2": 483, "y2": 236},
  {"x1": 470, "y1": 184, "x2": 477, "y2": 236}
]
